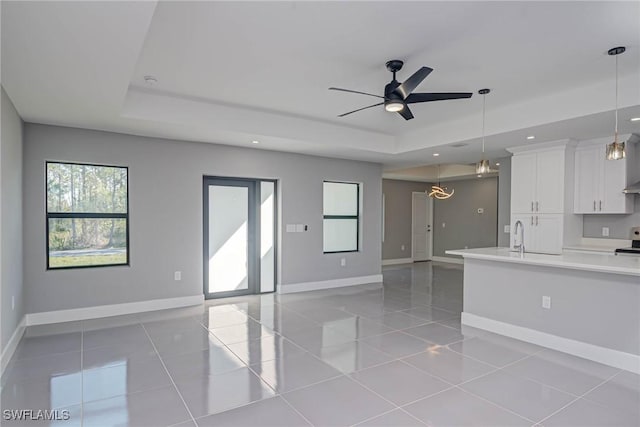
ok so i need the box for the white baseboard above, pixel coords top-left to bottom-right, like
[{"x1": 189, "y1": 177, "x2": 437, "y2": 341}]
[
  {"x1": 26, "y1": 294, "x2": 204, "y2": 326},
  {"x1": 382, "y1": 258, "x2": 413, "y2": 266},
  {"x1": 462, "y1": 312, "x2": 640, "y2": 374},
  {"x1": 431, "y1": 256, "x2": 464, "y2": 265},
  {"x1": 1, "y1": 315, "x2": 26, "y2": 377},
  {"x1": 278, "y1": 274, "x2": 383, "y2": 294}
]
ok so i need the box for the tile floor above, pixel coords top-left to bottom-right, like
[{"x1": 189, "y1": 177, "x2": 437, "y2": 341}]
[{"x1": 1, "y1": 262, "x2": 638, "y2": 426}]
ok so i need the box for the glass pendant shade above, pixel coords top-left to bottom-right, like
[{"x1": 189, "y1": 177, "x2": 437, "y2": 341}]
[
  {"x1": 607, "y1": 46, "x2": 626, "y2": 160},
  {"x1": 475, "y1": 159, "x2": 490, "y2": 174},
  {"x1": 606, "y1": 140, "x2": 625, "y2": 160}
]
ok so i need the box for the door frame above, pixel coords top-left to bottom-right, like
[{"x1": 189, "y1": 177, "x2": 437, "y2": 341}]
[
  {"x1": 411, "y1": 191, "x2": 434, "y2": 261},
  {"x1": 202, "y1": 176, "x2": 278, "y2": 299}
]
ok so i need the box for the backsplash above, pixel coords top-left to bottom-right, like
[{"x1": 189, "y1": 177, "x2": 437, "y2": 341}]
[{"x1": 583, "y1": 196, "x2": 640, "y2": 239}]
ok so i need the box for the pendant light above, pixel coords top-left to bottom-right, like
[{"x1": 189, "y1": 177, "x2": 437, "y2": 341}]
[
  {"x1": 606, "y1": 46, "x2": 626, "y2": 160},
  {"x1": 475, "y1": 89, "x2": 491, "y2": 174},
  {"x1": 428, "y1": 165, "x2": 454, "y2": 200}
]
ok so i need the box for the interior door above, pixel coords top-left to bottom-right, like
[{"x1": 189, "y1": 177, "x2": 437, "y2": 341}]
[
  {"x1": 412, "y1": 192, "x2": 432, "y2": 261},
  {"x1": 203, "y1": 178, "x2": 257, "y2": 298}
]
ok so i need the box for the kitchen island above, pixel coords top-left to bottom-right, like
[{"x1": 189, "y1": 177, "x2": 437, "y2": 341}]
[{"x1": 446, "y1": 247, "x2": 640, "y2": 373}]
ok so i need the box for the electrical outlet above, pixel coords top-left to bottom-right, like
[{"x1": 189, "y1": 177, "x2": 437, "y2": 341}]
[
  {"x1": 602, "y1": 227, "x2": 610, "y2": 237},
  {"x1": 401, "y1": 245, "x2": 405, "y2": 251},
  {"x1": 542, "y1": 296, "x2": 551, "y2": 309},
  {"x1": 340, "y1": 258, "x2": 346, "y2": 267},
  {"x1": 174, "y1": 271, "x2": 182, "y2": 281},
  {"x1": 504, "y1": 225, "x2": 510, "y2": 233}
]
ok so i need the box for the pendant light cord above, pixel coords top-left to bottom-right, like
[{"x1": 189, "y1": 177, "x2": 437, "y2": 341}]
[
  {"x1": 481, "y1": 94, "x2": 486, "y2": 155},
  {"x1": 615, "y1": 53, "x2": 619, "y2": 142}
]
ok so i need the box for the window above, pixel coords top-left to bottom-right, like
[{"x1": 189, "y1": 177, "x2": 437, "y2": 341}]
[
  {"x1": 46, "y1": 162, "x2": 129, "y2": 269},
  {"x1": 323, "y1": 181, "x2": 359, "y2": 253}
]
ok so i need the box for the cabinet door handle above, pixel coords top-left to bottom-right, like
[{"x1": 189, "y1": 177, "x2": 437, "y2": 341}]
[
  {"x1": 599, "y1": 200, "x2": 602, "y2": 211},
  {"x1": 535, "y1": 216, "x2": 539, "y2": 226},
  {"x1": 593, "y1": 201, "x2": 596, "y2": 211},
  {"x1": 531, "y1": 216, "x2": 534, "y2": 226},
  {"x1": 531, "y1": 202, "x2": 534, "y2": 212},
  {"x1": 536, "y1": 201, "x2": 539, "y2": 212}
]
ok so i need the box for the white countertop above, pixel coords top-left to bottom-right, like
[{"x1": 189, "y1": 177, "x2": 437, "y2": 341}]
[{"x1": 446, "y1": 247, "x2": 640, "y2": 277}]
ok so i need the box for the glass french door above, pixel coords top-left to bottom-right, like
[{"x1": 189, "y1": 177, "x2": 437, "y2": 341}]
[{"x1": 203, "y1": 177, "x2": 275, "y2": 299}]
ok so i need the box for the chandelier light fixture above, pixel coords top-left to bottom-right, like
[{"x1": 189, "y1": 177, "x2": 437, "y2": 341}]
[
  {"x1": 428, "y1": 165, "x2": 454, "y2": 200},
  {"x1": 475, "y1": 88, "x2": 491, "y2": 174},
  {"x1": 606, "y1": 46, "x2": 626, "y2": 160}
]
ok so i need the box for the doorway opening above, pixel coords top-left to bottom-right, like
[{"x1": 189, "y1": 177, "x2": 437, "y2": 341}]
[
  {"x1": 411, "y1": 191, "x2": 433, "y2": 262},
  {"x1": 203, "y1": 177, "x2": 276, "y2": 299}
]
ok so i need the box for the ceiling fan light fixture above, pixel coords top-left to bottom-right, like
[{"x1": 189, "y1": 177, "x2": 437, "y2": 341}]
[
  {"x1": 384, "y1": 99, "x2": 405, "y2": 112},
  {"x1": 606, "y1": 46, "x2": 626, "y2": 160}
]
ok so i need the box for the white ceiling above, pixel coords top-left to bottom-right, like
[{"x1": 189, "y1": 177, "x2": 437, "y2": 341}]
[{"x1": 2, "y1": 1, "x2": 640, "y2": 169}]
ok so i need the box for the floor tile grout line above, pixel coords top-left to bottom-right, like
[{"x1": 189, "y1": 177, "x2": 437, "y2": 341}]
[
  {"x1": 397, "y1": 407, "x2": 431, "y2": 426},
  {"x1": 443, "y1": 349, "x2": 611, "y2": 426},
  {"x1": 447, "y1": 385, "x2": 538, "y2": 424},
  {"x1": 534, "y1": 367, "x2": 625, "y2": 425},
  {"x1": 140, "y1": 322, "x2": 198, "y2": 426},
  {"x1": 278, "y1": 394, "x2": 317, "y2": 427}
]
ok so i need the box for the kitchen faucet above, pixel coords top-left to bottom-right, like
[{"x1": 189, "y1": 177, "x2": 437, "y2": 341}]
[{"x1": 513, "y1": 220, "x2": 525, "y2": 256}]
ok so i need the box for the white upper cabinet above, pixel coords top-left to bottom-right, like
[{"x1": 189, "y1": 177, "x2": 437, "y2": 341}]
[
  {"x1": 510, "y1": 149, "x2": 565, "y2": 214},
  {"x1": 508, "y1": 140, "x2": 580, "y2": 255},
  {"x1": 574, "y1": 139, "x2": 634, "y2": 214},
  {"x1": 535, "y1": 150, "x2": 565, "y2": 213},
  {"x1": 511, "y1": 154, "x2": 537, "y2": 214}
]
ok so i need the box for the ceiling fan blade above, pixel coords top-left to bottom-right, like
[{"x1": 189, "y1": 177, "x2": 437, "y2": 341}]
[
  {"x1": 329, "y1": 87, "x2": 385, "y2": 99},
  {"x1": 394, "y1": 67, "x2": 433, "y2": 99},
  {"x1": 397, "y1": 105, "x2": 414, "y2": 120},
  {"x1": 338, "y1": 102, "x2": 384, "y2": 117},
  {"x1": 406, "y1": 92, "x2": 473, "y2": 103}
]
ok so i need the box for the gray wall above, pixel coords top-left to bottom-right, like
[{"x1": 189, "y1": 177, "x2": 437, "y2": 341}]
[
  {"x1": 23, "y1": 124, "x2": 382, "y2": 314},
  {"x1": 1, "y1": 87, "x2": 24, "y2": 352},
  {"x1": 497, "y1": 157, "x2": 512, "y2": 247},
  {"x1": 382, "y1": 179, "x2": 432, "y2": 260},
  {"x1": 433, "y1": 177, "x2": 498, "y2": 259}
]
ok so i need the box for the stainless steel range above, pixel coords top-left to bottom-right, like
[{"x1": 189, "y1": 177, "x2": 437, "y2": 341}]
[{"x1": 615, "y1": 227, "x2": 640, "y2": 255}]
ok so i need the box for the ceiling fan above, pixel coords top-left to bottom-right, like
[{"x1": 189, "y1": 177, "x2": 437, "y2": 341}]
[{"x1": 330, "y1": 60, "x2": 473, "y2": 120}]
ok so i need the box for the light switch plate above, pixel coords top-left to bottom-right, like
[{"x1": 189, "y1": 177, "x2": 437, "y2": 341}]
[
  {"x1": 295, "y1": 224, "x2": 304, "y2": 232},
  {"x1": 504, "y1": 225, "x2": 510, "y2": 233},
  {"x1": 286, "y1": 224, "x2": 296, "y2": 233},
  {"x1": 602, "y1": 227, "x2": 610, "y2": 237}
]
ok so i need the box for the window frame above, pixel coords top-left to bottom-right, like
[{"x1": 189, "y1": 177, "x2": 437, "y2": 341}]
[
  {"x1": 45, "y1": 161, "x2": 130, "y2": 270},
  {"x1": 322, "y1": 180, "x2": 360, "y2": 254}
]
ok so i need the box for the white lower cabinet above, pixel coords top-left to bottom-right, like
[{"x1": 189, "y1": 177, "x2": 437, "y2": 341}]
[{"x1": 511, "y1": 214, "x2": 563, "y2": 255}]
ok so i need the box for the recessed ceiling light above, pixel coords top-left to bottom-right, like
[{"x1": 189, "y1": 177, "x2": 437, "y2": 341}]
[
  {"x1": 251, "y1": 140, "x2": 260, "y2": 144},
  {"x1": 143, "y1": 75, "x2": 157, "y2": 86},
  {"x1": 526, "y1": 135, "x2": 535, "y2": 140},
  {"x1": 433, "y1": 153, "x2": 440, "y2": 157},
  {"x1": 495, "y1": 162, "x2": 500, "y2": 166},
  {"x1": 630, "y1": 117, "x2": 640, "y2": 122}
]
